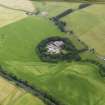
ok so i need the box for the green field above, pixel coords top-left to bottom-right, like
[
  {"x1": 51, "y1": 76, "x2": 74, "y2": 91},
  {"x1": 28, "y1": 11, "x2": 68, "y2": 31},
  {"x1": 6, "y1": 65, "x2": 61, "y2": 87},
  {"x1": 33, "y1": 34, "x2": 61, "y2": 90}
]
[
  {"x1": 0, "y1": 1, "x2": 105, "y2": 105},
  {"x1": 0, "y1": 16, "x2": 64, "y2": 62},
  {"x1": 32, "y1": 2, "x2": 105, "y2": 57},
  {"x1": 0, "y1": 13, "x2": 104, "y2": 105},
  {"x1": 2, "y1": 61, "x2": 105, "y2": 105}
]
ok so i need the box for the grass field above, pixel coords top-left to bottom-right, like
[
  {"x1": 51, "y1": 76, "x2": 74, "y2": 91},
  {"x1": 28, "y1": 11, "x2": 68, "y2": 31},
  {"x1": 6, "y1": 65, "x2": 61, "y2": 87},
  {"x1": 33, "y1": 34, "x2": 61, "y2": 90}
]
[
  {"x1": 33, "y1": 1, "x2": 80, "y2": 17},
  {"x1": 62, "y1": 4, "x2": 105, "y2": 56},
  {"x1": 2, "y1": 61, "x2": 105, "y2": 105},
  {"x1": 0, "y1": 16, "x2": 64, "y2": 62},
  {"x1": 0, "y1": 14, "x2": 104, "y2": 105},
  {"x1": 0, "y1": 2, "x2": 105, "y2": 105},
  {"x1": 0, "y1": 10, "x2": 65, "y2": 105},
  {"x1": 0, "y1": 76, "x2": 45, "y2": 105}
]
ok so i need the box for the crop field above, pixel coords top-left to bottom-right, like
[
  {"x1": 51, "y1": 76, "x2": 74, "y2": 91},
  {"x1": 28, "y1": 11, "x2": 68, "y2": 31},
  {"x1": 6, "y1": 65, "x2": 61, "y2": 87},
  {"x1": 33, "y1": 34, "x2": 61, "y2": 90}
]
[
  {"x1": 0, "y1": 0, "x2": 35, "y2": 12},
  {"x1": 0, "y1": 76, "x2": 45, "y2": 105},
  {"x1": 0, "y1": 6, "x2": 26, "y2": 28},
  {"x1": 0, "y1": 0, "x2": 36, "y2": 28},
  {"x1": 62, "y1": 4, "x2": 105, "y2": 56},
  {"x1": 0, "y1": 1, "x2": 105, "y2": 105}
]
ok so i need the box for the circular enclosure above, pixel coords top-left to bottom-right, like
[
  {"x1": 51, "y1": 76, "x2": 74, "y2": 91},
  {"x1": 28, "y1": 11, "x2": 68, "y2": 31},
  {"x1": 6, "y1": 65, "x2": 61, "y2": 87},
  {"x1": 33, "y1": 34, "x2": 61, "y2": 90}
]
[{"x1": 36, "y1": 36, "x2": 80, "y2": 62}]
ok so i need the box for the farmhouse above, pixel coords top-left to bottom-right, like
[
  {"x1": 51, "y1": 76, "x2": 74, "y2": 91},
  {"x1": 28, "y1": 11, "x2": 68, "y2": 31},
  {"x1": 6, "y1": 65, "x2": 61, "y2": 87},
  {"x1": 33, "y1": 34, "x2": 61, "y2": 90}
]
[{"x1": 46, "y1": 41, "x2": 64, "y2": 54}]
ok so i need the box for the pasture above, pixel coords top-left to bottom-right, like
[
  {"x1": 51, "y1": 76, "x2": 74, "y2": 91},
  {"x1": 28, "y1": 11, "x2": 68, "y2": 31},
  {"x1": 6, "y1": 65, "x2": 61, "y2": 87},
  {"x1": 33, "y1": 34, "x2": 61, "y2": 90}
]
[
  {"x1": 0, "y1": 16, "x2": 64, "y2": 62},
  {"x1": 32, "y1": 1, "x2": 80, "y2": 17},
  {"x1": 0, "y1": 1, "x2": 105, "y2": 105},
  {"x1": 2, "y1": 61, "x2": 105, "y2": 105},
  {"x1": 0, "y1": 14, "x2": 105, "y2": 105}
]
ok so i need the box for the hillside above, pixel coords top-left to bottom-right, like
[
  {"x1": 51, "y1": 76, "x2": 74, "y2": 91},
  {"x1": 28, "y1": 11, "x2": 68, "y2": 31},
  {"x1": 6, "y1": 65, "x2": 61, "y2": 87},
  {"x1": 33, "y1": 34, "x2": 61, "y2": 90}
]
[
  {"x1": 0, "y1": 1, "x2": 105, "y2": 105},
  {"x1": 0, "y1": 14, "x2": 104, "y2": 105}
]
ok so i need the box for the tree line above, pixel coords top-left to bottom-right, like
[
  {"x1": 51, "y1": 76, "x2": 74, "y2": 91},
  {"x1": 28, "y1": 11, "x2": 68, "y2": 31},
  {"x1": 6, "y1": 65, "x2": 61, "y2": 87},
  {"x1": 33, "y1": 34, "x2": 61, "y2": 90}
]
[
  {"x1": 36, "y1": 36, "x2": 81, "y2": 63},
  {"x1": 0, "y1": 66, "x2": 64, "y2": 105}
]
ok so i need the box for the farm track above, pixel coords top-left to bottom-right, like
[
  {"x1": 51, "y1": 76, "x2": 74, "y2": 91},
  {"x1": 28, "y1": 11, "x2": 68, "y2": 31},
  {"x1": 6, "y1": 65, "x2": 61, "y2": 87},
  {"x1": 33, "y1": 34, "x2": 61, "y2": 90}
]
[{"x1": 0, "y1": 67, "x2": 62, "y2": 105}]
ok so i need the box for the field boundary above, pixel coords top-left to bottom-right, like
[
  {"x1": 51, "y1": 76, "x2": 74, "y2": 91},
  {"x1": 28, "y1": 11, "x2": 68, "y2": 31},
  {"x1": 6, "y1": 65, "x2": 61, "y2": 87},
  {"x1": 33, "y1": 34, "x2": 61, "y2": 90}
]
[{"x1": 0, "y1": 66, "x2": 63, "y2": 105}]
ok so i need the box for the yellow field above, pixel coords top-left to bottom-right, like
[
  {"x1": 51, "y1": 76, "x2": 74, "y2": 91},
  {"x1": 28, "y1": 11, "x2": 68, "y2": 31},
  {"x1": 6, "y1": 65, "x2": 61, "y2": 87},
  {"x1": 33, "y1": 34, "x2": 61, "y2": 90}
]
[
  {"x1": 0, "y1": 6, "x2": 27, "y2": 28},
  {"x1": 0, "y1": 76, "x2": 45, "y2": 105},
  {"x1": 0, "y1": 0, "x2": 35, "y2": 12},
  {"x1": 0, "y1": 0, "x2": 36, "y2": 28}
]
